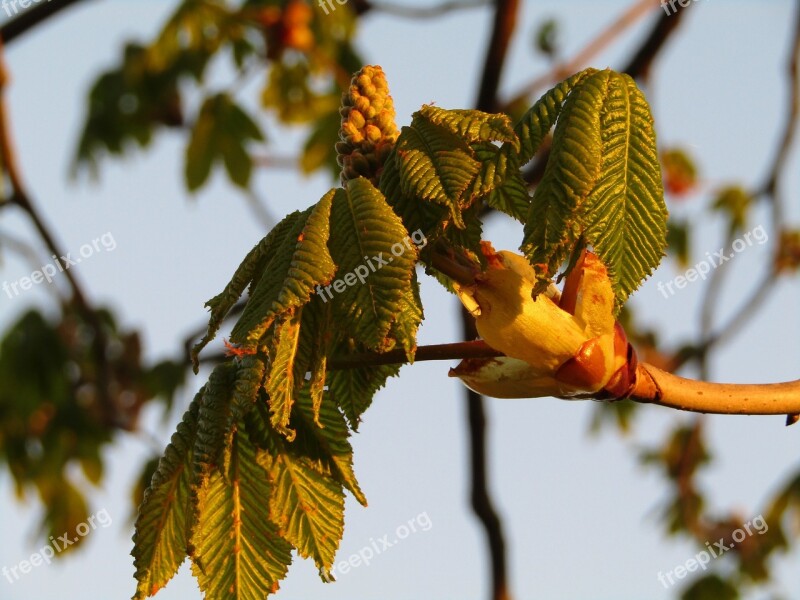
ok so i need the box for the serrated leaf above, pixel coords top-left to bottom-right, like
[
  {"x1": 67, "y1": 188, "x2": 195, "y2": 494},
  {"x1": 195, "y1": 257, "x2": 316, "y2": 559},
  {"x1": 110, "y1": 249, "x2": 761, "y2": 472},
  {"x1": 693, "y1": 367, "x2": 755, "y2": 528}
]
[
  {"x1": 379, "y1": 148, "x2": 446, "y2": 236},
  {"x1": 291, "y1": 390, "x2": 367, "y2": 506},
  {"x1": 132, "y1": 396, "x2": 200, "y2": 600},
  {"x1": 193, "y1": 364, "x2": 237, "y2": 494},
  {"x1": 327, "y1": 358, "x2": 400, "y2": 429},
  {"x1": 266, "y1": 310, "x2": 303, "y2": 440},
  {"x1": 522, "y1": 69, "x2": 667, "y2": 307},
  {"x1": 192, "y1": 212, "x2": 303, "y2": 368},
  {"x1": 268, "y1": 452, "x2": 344, "y2": 576},
  {"x1": 389, "y1": 272, "x2": 424, "y2": 362},
  {"x1": 581, "y1": 71, "x2": 667, "y2": 306},
  {"x1": 230, "y1": 192, "x2": 336, "y2": 348},
  {"x1": 190, "y1": 425, "x2": 292, "y2": 599},
  {"x1": 515, "y1": 68, "x2": 597, "y2": 165},
  {"x1": 482, "y1": 147, "x2": 530, "y2": 221},
  {"x1": 522, "y1": 70, "x2": 605, "y2": 286},
  {"x1": 328, "y1": 179, "x2": 418, "y2": 351},
  {"x1": 292, "y1": 297, "x2": 332, "y2": 424},
  {"x1": 395, "y1": 117, "x2": 481, "y2": 226},
  {"x1": 418, "y1": 105, "x2": 519, "y2": 149}
]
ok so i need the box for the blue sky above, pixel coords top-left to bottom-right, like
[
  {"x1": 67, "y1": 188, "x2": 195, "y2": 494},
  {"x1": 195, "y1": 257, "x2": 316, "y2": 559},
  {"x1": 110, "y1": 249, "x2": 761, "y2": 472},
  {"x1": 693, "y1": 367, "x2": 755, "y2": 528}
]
[{"x1": 0, "y1": 1, "x2": 798, "y2": 599}]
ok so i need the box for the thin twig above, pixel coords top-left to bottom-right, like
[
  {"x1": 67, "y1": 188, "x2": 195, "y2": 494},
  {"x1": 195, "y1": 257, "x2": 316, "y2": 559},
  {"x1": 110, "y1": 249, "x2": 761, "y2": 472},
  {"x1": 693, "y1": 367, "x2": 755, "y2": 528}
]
[
  {"x1": 502, "y1": 0, "x2": 655, "y2": 111},
  {"x1": 0, "y1": 0, "x2": 88, "y2": 45},
  {"x1": 469, "y1": 2, "x2": 519, "y2": 599},
  {"x1": 0, "y1": 39, "x2": 119, "y2": 427},
  {"x1": 367, "y1": 0, "x2": 489, "y2": 19}
]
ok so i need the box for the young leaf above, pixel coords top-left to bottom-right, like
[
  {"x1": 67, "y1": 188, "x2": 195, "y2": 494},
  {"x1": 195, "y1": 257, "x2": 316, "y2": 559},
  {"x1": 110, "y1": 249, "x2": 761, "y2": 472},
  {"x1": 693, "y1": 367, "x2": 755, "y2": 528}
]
[
  {"x1": 190, "y1": 425, "x2": 293, "y2": 599},
  {"x1": 132, "y1": 395, "x2": 200, "y2": 600},
  {"x1": 418, "y1": 105, "x2": 519, "y2": 149},
  {"x1": 395, "y1": 117, "x2": 481, "y2": 227},
  {"x1": 230, "y1": 191, "x2": 336, "y2": 348},
  {"x1": 581, "y1": 71, "x2": 667, "y2": 305},
  {"x1": 515, "y1": 67, "x2": 597, "y2": 165},
  {"x1": 328, "y1": 178, "x2": 418, "y2": 351},
  {"x1": 521, "y1": 69, "x2": 667, "y2": 306}
]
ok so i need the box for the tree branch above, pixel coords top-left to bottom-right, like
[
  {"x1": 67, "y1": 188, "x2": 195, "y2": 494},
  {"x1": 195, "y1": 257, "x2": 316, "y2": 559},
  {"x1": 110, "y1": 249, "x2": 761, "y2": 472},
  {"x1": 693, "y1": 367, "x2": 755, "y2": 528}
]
[
  {"x1": 0, "y1": 0, "x2": 88, "y2": 45},
  {"x1": 364, "y1": 0, "x2": 489, "y2": 19},
  {"x1": 630, "y1": 363, "x2": 800, "y2": 417}
]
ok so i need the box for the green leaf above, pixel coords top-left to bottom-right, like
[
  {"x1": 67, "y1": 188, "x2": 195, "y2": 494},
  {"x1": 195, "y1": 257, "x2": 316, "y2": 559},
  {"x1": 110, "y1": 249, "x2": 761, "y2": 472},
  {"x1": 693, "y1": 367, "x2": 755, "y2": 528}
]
[
  {"x1": 193, "y1": 364, "x2": 237, "y2": 493},
  {"x1": 327, "y1": 357, "x2": 400, "y2": 429},
  {"x1": 192, "y1": 211, "x2": 303, "y2": 367},
  {"x1": 483, "y1": 150, "x2": 530, "y2": 221},
  {"x1": 328, "y1": 179, "x2": 419, "y2": 351},
  {"x1": 580, "y1": 71, "x2": 667, "y2": 306},
  {"x1": 293, "y1": 297, "x2": 332, "y2": 424},
  {"x1": 515, "y1": 67, "x2": 596, "y2": 165},
  {"x1": 291, "y1": 389, "x2": 367, "y2": 506},
  {"x1": 230, "y1": 192, "x2": 336, "y2": 349},
  {"x1": 185, "y1": 93, "x2": 264, "y2": 192},
  {"x1": 418, "y1": 105, "x2": 519, "y2": 149},
  {"x1": 680, "y1": 574, "x2": 739, "y2": 600},
  {"x1": 522, "y1": 69, "x2": 667, "y2": 307},
  {"x1": 132, "y1": 396, "x2": 200, "y2": 600},
  {"x1": 389, "y1": 272, "x2": 424, "y2": 362},
  {"x1": 190, "y1": 425, "x2": 293, "y2": 599},
  {"x1": 395, "y1": 117, "x2": 481, "y2": 227},
  {"x1": 266, "y1": 310, "x2": 303, "y2": 440},
  {"x1": 379, "y1": 147, "x2": 446, "y2": 237},
  {"x1": 267, "y1": 451, "x2": 344, "y2": 577}
]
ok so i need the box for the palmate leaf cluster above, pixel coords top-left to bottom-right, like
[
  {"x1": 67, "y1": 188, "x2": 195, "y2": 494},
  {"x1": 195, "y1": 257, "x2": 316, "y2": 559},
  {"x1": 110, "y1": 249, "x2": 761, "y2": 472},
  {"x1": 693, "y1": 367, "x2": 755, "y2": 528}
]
[{"x1": 131, "y1": 65, "x2": 668, "y2": 598}]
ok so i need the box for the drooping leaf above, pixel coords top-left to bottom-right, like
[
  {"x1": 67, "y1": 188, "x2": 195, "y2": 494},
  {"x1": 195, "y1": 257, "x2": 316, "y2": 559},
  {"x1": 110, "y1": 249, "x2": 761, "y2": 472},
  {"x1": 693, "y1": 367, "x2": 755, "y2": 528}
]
[
  {"x1": 266, "y1": 310, "x2": 303, "y2": 440},
  {"x1": 267, "y1": 451, "x2": 344, "y2": 578},
  {"x1": 132, "y1": 396, "x2": 200, "y2": 600},
  {"x1": 291, "y1": 389, "x2": 367, "y2": 506},
  {"x1": 327, "y1": 179, "x2": 418, "y2": 351},
  {"x1": 192, "y1": 363, "x2": 237, "y2": 504},
  {"x1": 327, "y1": 356, "x2": 400, "y2": 429},
  {"x1": 192, "y1": 212, "x2": 303, "y2": 367},
  {"x1": 190, "y1": 425, "x2": 293, "y2": 599},
  {"x1": 230, "y1": 191, "x2": 336, "y2": 348}
]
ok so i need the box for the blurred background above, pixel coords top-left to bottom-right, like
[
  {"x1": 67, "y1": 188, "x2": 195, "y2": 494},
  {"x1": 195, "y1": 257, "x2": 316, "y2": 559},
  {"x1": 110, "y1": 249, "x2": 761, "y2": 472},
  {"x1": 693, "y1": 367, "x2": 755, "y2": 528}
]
[{"x1": 0, "y1": 0, "x2": 798, "y2": 598}]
